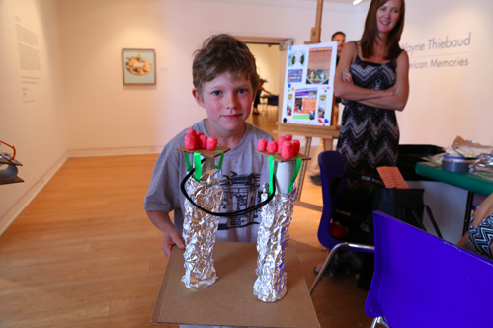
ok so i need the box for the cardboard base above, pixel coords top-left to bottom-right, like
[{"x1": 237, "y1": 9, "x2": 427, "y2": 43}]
[
  {"x1": 256, "y1": 151, "x2": 311, "y2": 163},
  {"x1": 152, "y1": 242, "x2": 320, "y2": 328},
  {"x1": 175, "y1": 146, "x2": 231, "y2": 158}
]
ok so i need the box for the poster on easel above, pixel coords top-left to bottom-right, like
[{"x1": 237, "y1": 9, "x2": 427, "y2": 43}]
[{"x1": 281, "y1": 42, "x2": 337, "y2": 125}]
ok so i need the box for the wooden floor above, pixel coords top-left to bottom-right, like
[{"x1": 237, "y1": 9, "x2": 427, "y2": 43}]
[
  {"x1": 0, "y1": 108, "x2": 373, "y2": 328},
  {"x1": 245, "y1": 104, "x2": 279, "y2": 137}
]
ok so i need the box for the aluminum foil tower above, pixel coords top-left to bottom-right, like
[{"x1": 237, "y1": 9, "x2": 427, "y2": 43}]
[
  {"x1": 254, "y1": 182, "x2": 295, "y2": 302},
  {"x1": 181, "y1": 167, "x2": 223, "y2": 289}
]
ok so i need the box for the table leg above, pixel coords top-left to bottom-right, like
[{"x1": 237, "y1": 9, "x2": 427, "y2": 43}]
[
  {"x1": 322, "y1": 137, "x2": 333, "y2": 151},
  {"x1": 462, "y1": 191, "x2": 474, "y2": 236}
]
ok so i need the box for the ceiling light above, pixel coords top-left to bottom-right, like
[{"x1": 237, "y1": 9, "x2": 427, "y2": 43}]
[{"x1": 353, "y1": 0, "x2": 362, "y2": 4}]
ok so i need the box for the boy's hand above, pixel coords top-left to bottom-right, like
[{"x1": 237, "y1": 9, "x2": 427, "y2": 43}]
[
  {"x1": 146, "y1": 210, "x2": 186, "y2": 257},
  {"x1": 161, "y1": 226, "x2": 186, "y2": 257}
]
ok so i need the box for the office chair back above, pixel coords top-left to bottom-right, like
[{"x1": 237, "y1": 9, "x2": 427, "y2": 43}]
[
  {"x1": 309, "y1": 151, "x2": 374, "y2": 294},
  {"x1": 367, "y1": 211, "x2": 493, "y2": 328},
  {"x1": 317, "y1": 151, "x2": 372, "y2": 253}
]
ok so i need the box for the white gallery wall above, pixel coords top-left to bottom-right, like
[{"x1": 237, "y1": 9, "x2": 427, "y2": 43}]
[
  {"x1": 396, "y1": 0, "x2": 493, "y2": 147},
  {"x1": 57, "y1": 0, "x2": 363, "y2": 156},
  {"x1": 1, "y1": 0, "x2": 493, "y2": 237},
  {"x1": 357, "y1": 0, "x2": 493, "y2": 242},
  {"x1": 0, "y1": 0, "x2": 361, "y2": 234},
  {"x1": 57, "y1": 0, "x2": 493, "y2": 155},
  {"x1": 0, "y1": 0, "x2": 68, "y2": 234}
]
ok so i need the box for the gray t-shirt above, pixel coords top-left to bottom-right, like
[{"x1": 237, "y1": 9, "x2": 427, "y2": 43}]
[{"x1": 144, "y1": 120, "x2": 274, "y2": 243}]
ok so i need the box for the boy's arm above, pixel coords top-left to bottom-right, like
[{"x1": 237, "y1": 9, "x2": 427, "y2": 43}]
[{"x1": 146, "y1": 210, "x2": 185, "y2": 257}]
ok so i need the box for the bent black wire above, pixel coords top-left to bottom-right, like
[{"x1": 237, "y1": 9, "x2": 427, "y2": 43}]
[{"x1": 180, "y1": 166, "x2": 276, "y2": 217}]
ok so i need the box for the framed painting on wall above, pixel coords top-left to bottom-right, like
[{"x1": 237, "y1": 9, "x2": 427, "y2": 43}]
[{"x1": 122, "y1": 48, "x2": 156, "y2": 85}]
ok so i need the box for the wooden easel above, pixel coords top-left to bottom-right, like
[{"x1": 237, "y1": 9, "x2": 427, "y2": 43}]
[
  {"x1": 305, "y1": 0, "x2": 324, "y2": 45},
  {"x1": 275, "y1": 0, "x2": 340, "y2": 211}
]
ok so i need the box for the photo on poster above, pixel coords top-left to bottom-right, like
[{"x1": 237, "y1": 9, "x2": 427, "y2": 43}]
[
  {"x1": 286, "y1": 93, "x2": 293, "y2": 116},
  {"x1": 318, "y1": 94, "x2": 326, "y2": 119},
  {"x1": 306, "y1": 47, "x2": 332, "y2": 85},
  {"x1": 287, "y1": 69, "x2": 303, "y2": 83},
  {"x1": 287, "y1": 50, "x2": 306, "y2": 68},
  {"x1": 293, "y1": 88, "x2": 318, "y2": 120}
]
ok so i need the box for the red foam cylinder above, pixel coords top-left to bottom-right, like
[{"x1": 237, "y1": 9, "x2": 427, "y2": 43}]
[
  {"x1": 198, "y1": 134, "x2": 207, "y2": 149},
  {"x1": 257, "y1": 138, "x2": 267, "y2": 152},
  {"x1": 267, "y1": 140, "x2": 278, "y2": 153},
  {"x1": 186, "y1": 128, "x2": 198, "y2": 140},
  {"x1": 291, "y1": 139, "x2": 300, "y2": 156},
  {"x1": 278, "y1": 136, "x2": 286, "y2": 151},
  {"x1": 284, "y1": 134, "x2": 292, "y2": 141},
  {"x1": 206, "y1": 136, "x2": 217, "y2": 150},
  {"x1": 185, "y1": 134, "x2": 197, "y2": 150},
  {"x1": 282, "y1": 140, "x2": 293, "y2": 159}
]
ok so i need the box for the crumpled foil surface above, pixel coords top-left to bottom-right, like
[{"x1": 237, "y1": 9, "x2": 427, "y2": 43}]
[
  {"x1": 452, "y1": 136, "x2": 493, "y2": 158},
  {"x1": 254, "y1": 184, "x2": 295, "y2": 302},
  {"x1": 470, "y1": 155, "x2": 493, "y2": 181},
  {"x1": 181, "y1": 168, "x2": 223, "y2": 289}
]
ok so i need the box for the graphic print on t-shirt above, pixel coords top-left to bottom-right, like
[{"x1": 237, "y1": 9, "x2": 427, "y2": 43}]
[{"x1": 218, "y1": 171, "x2": 262, "y2": 230}]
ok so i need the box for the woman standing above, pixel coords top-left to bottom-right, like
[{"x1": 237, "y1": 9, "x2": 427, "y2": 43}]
[
  {"x1": 335, "y1": 0, "x2": 409, "y2": 191},
  {"x1": 315, "y1": 0, "x2": 409, "y2": 279}
]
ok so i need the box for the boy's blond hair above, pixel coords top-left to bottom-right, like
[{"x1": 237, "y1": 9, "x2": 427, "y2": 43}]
[{"x1": 193, "y1": 34, "x2": 259, "y2": 98}]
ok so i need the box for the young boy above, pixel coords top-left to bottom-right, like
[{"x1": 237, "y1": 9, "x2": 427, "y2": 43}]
[{"x1": 144, "y1": 34, "x2": 274, "y2": 257}]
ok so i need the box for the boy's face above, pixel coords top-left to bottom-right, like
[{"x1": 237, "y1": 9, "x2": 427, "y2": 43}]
[{"x1": 193, "y1": 72, "x2": 254, "y2": 136}]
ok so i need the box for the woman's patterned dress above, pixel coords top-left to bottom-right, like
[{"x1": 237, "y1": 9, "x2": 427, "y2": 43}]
[
  {"x1": 337, "y1": 45, "x2": 400, "y2": 191},
  {"x1": 328, "y1": 45, "x2": 401, "y2": 277}
]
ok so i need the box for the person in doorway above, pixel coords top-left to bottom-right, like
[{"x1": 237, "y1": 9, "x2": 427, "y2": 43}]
[
  {"x1": 309, "y1": 31, "x2": 346, "y2": 186},
  {"x1": 252, "y1": 78, "x2": 272, "y2": 115},
  {"x1": 332, "y1": 31, "x2": 346, "y2": 66},
  {"x1": 331, "y1": 31, "x2": 346, "y2": 105},
  {"x1": 314, "y1": 0, "x2": 409, "y2": 281}
]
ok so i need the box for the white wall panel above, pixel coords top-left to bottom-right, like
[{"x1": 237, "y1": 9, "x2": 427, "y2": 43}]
[{"x1": 0, "y1": 0, "x2": 68, "y2": 234}]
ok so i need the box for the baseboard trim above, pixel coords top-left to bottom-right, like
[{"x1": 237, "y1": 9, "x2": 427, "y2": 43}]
[
  {"x1": 0, "y1": 147, "x2": 166, "y2": 236},
  {"x1": 0, "y1": 151, "x2": 70, "y2": 236},
  {"x1": 68, "y1": 146, "x2": 164, "y2": 158}
]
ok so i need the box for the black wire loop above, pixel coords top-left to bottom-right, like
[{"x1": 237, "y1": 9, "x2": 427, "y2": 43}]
[{"x1": 180, "y1": 165, "x2": 276, "y2": 217}]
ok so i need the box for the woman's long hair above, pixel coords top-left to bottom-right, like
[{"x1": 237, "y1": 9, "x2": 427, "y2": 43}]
[{"x1": 361, "y1": 0, "x2": 405, "y2": 60}]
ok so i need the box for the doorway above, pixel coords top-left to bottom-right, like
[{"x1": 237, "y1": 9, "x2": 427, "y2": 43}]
[{"x1": 235, "y1": 36, "x2": 294, "y2": 137}]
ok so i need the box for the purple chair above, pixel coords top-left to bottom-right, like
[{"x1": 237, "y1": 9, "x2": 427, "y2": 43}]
[
  {"x1": 309, "y1": 151, "x2": 374, "y2": 294},
  {"x1": 367, "y1": 211, "x2": 493, "y2": 328}
]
